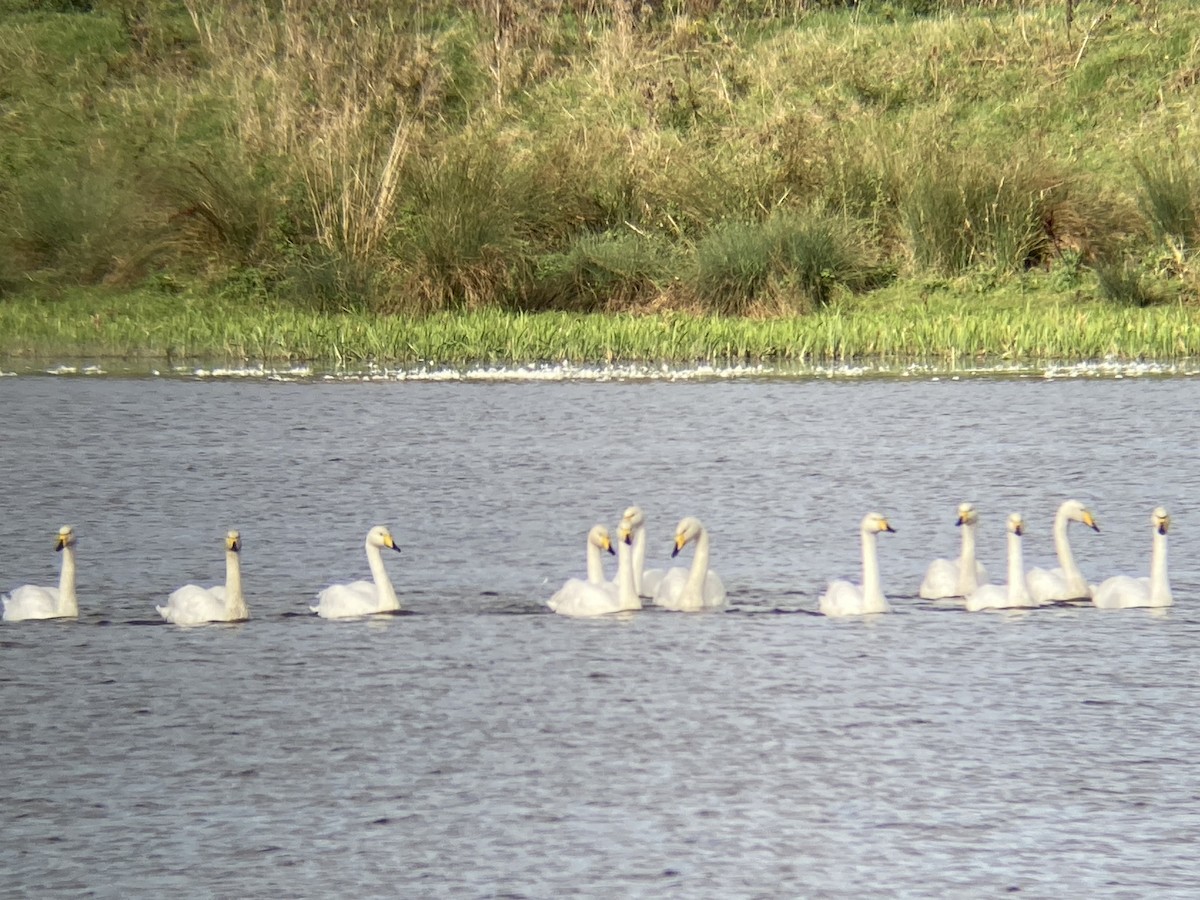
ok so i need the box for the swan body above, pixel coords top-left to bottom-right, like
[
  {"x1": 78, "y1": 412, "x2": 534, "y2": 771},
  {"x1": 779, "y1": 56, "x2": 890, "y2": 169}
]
[
  {"x1": 1093, "y1": 507, "x2": 1172, "y2": 610},
  {"x1": 966, "y1": 514, "x2": 1034, "y2": 611},
  {"x1": 652, "y1": 517, "x2": 726, "y2": 611},
  {"x1": 622, "y1": 506, "x2": 665, "y2": 598},
  {"x1": 919, "y1": 502, "x2": 989, "y2": 599},
  {"x1": 1027, "y1": 500, "x2": 1099, "y2": 603},
  {"x1": 2, "y1": 526, "x2": 78, "y2": 622},
  {"x1": 311, "y1": 526, "x2": 402, "y2": 618},
  {"x1": 820, "y1": 513, "x2": 895, "y2": 617},
  {"x1": 157, "y1": 531, "x2": 247, "y2": 625}
]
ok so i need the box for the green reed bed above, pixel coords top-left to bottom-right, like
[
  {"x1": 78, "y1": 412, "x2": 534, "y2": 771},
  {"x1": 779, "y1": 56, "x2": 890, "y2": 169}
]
[{"x1": 2, "y1": 291, "x2": 1199, "y2": 368}]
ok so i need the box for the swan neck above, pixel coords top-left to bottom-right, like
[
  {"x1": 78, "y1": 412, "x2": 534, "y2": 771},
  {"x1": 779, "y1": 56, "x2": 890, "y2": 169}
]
[
  {"x1": 224, "y1": 548, "x2": 247, "y2": 619},
  {"x1": 616, "y1": 538, "x2": 640, "y2": 611},
  {"x1": 1006, "y1": 531, "x2": 1031, "y2": 604},
  {"x1": 860, "y1": 528, "x2": 884, "y2": 607},
  {"x1": 1149, "y1": 529, "x2": 1172, "y2": 606},
  {"x1": 631, "y1": 524, "x2": 647, "y2": 596},
  {"x1": 585, "y1": 539, "x2": 606, "y2": 585},
  {"x1": 1053, "y1": 509, "x2": 1086, "y2": 593},
  {"x1": 366, "y1": 541, "x2": 398, "y2": 611},
  {"x1": 957, "y1": 522, "x2": 977, "y2": 592},
  {"x1": 58, "y1": 545, "x2": 78, "y2": 616},
  {"x1": 685, "y1": 528, "x2": 710, "y2": 595}
]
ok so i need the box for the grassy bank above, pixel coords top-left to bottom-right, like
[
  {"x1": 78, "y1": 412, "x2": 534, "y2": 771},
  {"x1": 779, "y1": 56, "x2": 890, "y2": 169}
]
[
  {"x1": 3, "y1": 283, "x2": 1197, "y2": 367},
  {"x1": 1, "y1": 0, "x2": 1199, "y2": 350}
]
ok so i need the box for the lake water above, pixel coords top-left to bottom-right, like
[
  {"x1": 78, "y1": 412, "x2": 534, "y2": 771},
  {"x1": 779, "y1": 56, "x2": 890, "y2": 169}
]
[{"x1": 2, "y1": 369, "x2": 1200, "y2": 897}]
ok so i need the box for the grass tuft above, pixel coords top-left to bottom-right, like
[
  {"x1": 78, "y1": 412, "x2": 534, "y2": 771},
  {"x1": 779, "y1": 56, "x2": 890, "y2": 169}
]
[
  {"x1": 530, "y1": 229, "x2": 674, "y2": 311},
  {"x1": 1093, "y1": 259, "x2": 1157, "y2": 308},
  {"x1": 1133, "y1": 150, "x2": 1199, "y2": 251}
]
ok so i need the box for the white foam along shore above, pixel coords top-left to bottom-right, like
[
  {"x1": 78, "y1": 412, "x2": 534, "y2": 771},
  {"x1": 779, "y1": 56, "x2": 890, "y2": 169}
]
[{"x1": 7, "y1": 357, "x2": 1200, "y2": 383}]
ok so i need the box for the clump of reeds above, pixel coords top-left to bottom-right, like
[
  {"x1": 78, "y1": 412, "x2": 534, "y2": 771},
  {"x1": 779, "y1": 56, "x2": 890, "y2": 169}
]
[
  {"x1": 1133, "y1": 150, "x2": 1198, "y2": 252},
  {"x1": 1093, "y1": 259, "x2": 1157, "y2": 308},
  {"x1": 530, "y1": 229, "x2": 674, "y2": 311},
  {"x1": 3, "y1": 152, "x2": 156, "y2": 286},
  {"x1": 684, "y1": 208, "x2": 886, "y2": 314},
  {"x1": 900, "y1": 150, "x2": 1071, "y2": 275}
]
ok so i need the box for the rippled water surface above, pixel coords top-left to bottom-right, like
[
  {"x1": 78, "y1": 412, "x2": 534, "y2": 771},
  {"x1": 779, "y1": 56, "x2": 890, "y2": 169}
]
[{"x1": 3, "y1": 374, "x2": 1200, "y2": 897}]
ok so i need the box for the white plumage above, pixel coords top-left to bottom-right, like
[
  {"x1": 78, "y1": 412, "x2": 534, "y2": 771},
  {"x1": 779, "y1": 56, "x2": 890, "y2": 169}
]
[
  {"x1": 311, "y1": 526, "x2": 402, "y2": 619},
  {"x1": 158, "y1": 530, "x2": 247, "y2": 625}
]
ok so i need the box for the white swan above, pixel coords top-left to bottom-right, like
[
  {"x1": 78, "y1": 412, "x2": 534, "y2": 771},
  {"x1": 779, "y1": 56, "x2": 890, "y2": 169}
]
[
  {"x1": 547, "y1": 524, "x2": 619, "y2": 616},
  {"x1": 549, "y1": 520, "x2": 641, "y2": 617},
  {"x1": 621, "y1": 506, "x2": 665, "y2": 598},
  {"x1": 157, "y1": 530, "x2": 247, "y2": 625},
  {"x1": 919, "y1": 502, "x2": 989, "y2": 599},
  {"x1": 652, "y1": 517, "x2": 727, "y2": 611},
  {"x1": 1092, "y1": 507, "x2": 1173, "y2": 610},
  {"x1": 966, "y1": 514, "x2": 1035, "y2": 611},
  {"x1": 820, "y1": 513, "x2": 895, "y2": 617},
  {"x1": 311, "y1": 525, "x2": 402, "y2": 619},
  {"x1": 1027, "y1": 499, "x2": 1099, "y2": 603},
  {"x1": 2, "y1": 526, "x2": 79, "y2": 622}
]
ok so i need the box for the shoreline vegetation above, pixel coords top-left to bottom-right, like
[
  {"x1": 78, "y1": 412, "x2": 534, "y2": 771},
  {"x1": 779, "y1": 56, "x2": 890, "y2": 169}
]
[
  {"x1": 2, "y1": 1, "x2": 1200, "y2": 366},
  {"x1": 3, "y1": 288, "x2": 1200, "y2": 368}
]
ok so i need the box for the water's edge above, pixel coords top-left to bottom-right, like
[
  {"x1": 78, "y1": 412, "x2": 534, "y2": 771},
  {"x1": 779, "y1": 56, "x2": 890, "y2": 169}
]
[{"x1": 3, "y1": 355, "x2": 1200, "y2": 382}]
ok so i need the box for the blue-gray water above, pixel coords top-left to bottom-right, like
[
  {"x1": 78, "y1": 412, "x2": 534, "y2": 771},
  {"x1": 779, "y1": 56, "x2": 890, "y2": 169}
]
[{"x1": 2, "y1": 374, "x2": 1200, "y2": 897}]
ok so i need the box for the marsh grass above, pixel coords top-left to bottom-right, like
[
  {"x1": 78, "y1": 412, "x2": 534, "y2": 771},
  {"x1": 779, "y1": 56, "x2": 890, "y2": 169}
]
[
  {"x1": 3, "y1": 0, "x2": 1200, "y2": 313},
  {"x1": 4, "y1": 287, "x2": 1198, "y2": 366},
  {"x1": 390, "y1": 137, "x2": 544, "y2": 312},
  {"x1": 687, "y1": 210, "x2": 887, "y2": 313},
  {"x1": 3, "y1": 156, "x2": 154, "y2": 285},
  {"x1": 901, "y1": 152, "x2": 1070, "y2": 275},
  {"x1": 1093, "y1": 259, "x2": 1157, "y2": 308},
  {"x1": 531, "y1": 230, "x2": 674, "y2": 311},
  {"x1": 1134, "y1": 150, "x2": 1199, "y2": 251}
]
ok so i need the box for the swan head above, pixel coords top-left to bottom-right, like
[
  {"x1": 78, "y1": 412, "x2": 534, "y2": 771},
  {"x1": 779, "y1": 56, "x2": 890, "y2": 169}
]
[
  {"x1": 1152, "y1": 507, "x2": 1170, "y2": 535},
  {"x1": 618, "y1": 519, "x2": 635, "y2": 546},
  {"x1": 1061, "y1": 499, "x2": 1099, "y2": 531},
  {"x1": 955, "y1": 503, "x2": 978, "y2": 527},
  {"x1": 1007, "y1": 513, "x2": 1025, "y2": 536},
  {"x1": 588, "y1": 524, "x2": 615, "y2": 556},
  {"x1": 670, "y1": 517, "x2": 705, "y2": 557},
  {"x1": 621, "y1": 506, "x2": 646, "y2": 529},
  {"x1": 225, "y1": 530, "x2": 242, "y2": 553},
  {"x1": 55, "y1": 525, "x2": 76, "y2": 552},
  {"x1": 367, "y1": 525, "x2": 401, "y2": 553},
  {"x1": 861, "y1": 512, "x2": 895, "y2": 535}
]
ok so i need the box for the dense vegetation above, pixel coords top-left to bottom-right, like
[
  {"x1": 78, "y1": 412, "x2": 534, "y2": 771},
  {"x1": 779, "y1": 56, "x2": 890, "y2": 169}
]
[{"x1": 1, "y1": 0, "x2": 1198, "y2": 363}]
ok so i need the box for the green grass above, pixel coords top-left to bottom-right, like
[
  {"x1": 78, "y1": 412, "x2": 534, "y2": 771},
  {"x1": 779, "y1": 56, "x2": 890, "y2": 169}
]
[
  {"x1": 3, "y1": 282, "x2": 1199, "y2": 367},
  {"x1": 2, "y1": 1, "x2": 1200, "y2": 323}
]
